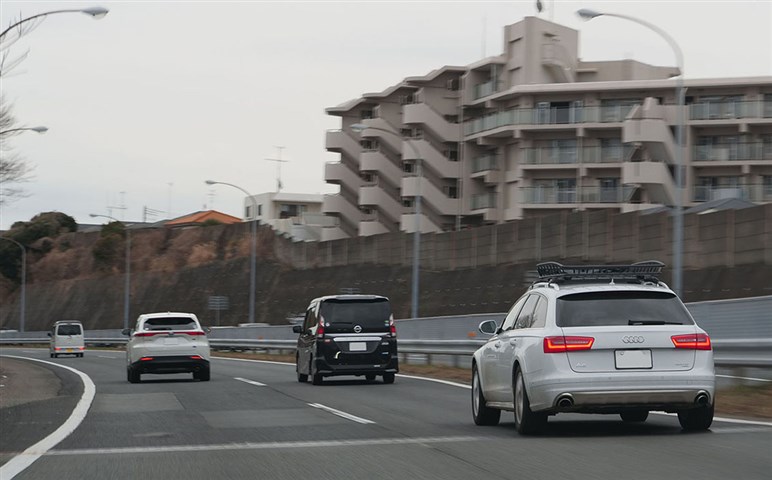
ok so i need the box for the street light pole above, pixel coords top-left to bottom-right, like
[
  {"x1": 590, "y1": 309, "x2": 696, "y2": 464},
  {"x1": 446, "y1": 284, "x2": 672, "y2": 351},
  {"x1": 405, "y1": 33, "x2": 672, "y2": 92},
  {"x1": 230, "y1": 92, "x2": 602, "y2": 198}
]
[
  {"x1": 0, "y1": 237, "x2": 25, "y2": 332},
  {"x1": 205, "y1": 180, "x2": 258, "y2": 324},
  {"x1": 90, "y1": 214, "x2": 130, "y2": 329},
  {"x1": 351, "y1": 123, "x2": 422, "y2": 319},
  {"x1": 576, "y1": 8, "x2": 684, "y2": 297},
  {"x1": 0, "y1": 7, "x2": 109, "y2": 41}
]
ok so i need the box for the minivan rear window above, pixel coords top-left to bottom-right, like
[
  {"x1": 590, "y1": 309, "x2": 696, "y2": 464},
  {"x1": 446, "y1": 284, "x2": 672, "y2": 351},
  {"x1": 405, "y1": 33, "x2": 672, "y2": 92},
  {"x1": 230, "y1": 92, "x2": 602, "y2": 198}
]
[
  {"x1": 557, "y1": 291, "x2": 694, "y2": 327},
  {"x1": 144, "y1": 317, "x2": 198, "y2": 331},
  {"x1": 320, "y1": 299, "x2": 391, "y2": 328},
  {"x1": 57, "y1": 324, "x2": 82, "y2": 336}
]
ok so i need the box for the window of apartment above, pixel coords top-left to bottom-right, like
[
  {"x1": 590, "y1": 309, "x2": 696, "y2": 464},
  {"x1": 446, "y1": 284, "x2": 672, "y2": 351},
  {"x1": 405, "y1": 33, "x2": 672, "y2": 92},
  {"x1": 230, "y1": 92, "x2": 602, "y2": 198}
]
[
  {"x1": 360, "y1": 139, "x2": 379, "y2": 151},
  {"x1": 699, "y1": 95, "x2": 744, "y2": 119},
  {"x1": 399, "y1": 93, "x2": 416, "y2": 105},
  {"x1": 443, "y1": 185, "x2": 459, "y2": 199},
  {"x1": 764, "y1": 94, "x2": 772, "y2": 118},
  {"x1": 549, "y1": 139, "x2": 577, "y2": 164},
  {"x1": 399, "y1": 127, "x2": 423, "y2": 139},
  {"x1": 599, "y1": 178, "x2": 620, "y2": 203},
  {"x1": 403, "y1": 162, "x2": 415, "y2": 173},
  {"x1": 444, "y1": 114, "x2": 459, "y2": 124},
  {"x1": 245, "y1": 205, "x2": 252, "y2": 219},
  {"x1": 402, "y1": 198, "x2": 414, "y2": 208},
  {"x1": 600, "y1": 138, "x2": 623, "y2": 162},
  {"x1": 695, "y1": 176, "x2": 742, "y2": 202},
  {"x1": 257, "y1": 205, "x2": 262, "y2": 216},
  {"x1": 446, "y1": 78, "x2": 460, "y2": 91},
  {"x1": 360, "y1": 109, "x2": 374, "y2": 120},
  {"x1": 600, "y1": 98, "x2": 641, "y2": 122},
  {"x1": 762, "y1": 135, "x2": 772, "y2": 157},
  {"x1": 763, "y1": 176, "x2": 772, "y2": 197},
  {"x1": 445, "y1": 147, "x2": 459, "y2": 161},
  {"x1": 280, "y1": 204, "x2": 301, "y2": 219}
]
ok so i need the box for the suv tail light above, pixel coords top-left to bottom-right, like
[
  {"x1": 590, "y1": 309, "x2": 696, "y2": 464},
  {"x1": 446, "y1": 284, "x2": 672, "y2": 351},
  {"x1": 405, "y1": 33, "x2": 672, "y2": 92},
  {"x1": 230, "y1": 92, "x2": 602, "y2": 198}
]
[
  {"x1": 671, "y1": 333, "x2": 711, "y2": 350},
  {"x1": 134, "y1": 332, "x2": 164, "y2": 337},
  {"x1": 544, "y1": 336, "x2": 595, "y2": 353},
  {"x1": 181, "y1": 331, "x2": 206, "y2": 336},
  {"x1": 389, "y1": 315, "x2": 396, "y2": 337}
]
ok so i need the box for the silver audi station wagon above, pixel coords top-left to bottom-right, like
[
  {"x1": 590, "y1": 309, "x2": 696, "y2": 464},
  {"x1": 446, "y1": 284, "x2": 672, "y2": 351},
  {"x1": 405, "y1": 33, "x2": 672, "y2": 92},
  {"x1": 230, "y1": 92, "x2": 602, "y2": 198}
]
[{"x1": 471, "y1": 261, "x2": 715, "y2": 434}]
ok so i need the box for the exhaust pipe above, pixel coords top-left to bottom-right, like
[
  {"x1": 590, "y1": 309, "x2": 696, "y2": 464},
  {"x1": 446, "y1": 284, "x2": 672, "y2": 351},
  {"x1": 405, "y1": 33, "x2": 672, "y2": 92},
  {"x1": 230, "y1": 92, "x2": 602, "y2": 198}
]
[
  {"x1": 695, "y1": 392, "x2": 710, "y2": 406},
  {"x1": 557, "y1": 394, "x2": 574, "y2": 409}
]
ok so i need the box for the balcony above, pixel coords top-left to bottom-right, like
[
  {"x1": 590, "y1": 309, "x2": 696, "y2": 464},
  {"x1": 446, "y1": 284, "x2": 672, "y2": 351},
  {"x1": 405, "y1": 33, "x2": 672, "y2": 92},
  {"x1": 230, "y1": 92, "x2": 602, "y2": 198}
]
[
  {"x1": 689, "y1": 100, "x2": 772, "y2": 120},
  {"x1": 402, "y1": 176, "x2": 460, "y2": 216},
  {"x1": 325, "y1": 129, "x2": 361, "y2": 159},
  {"x1": 322, "y1": 193, "x2": 362, "y2": 227},
  {"x1": 471, "y1": 154, "x2": 498, "y2": 172},
  {"x1": 693, "y1": 142, "x2": 772, "y2": 162},
  {"x1": 464, "y1": 105, "x2": 638, "y2": 136},
  {"x1": 693, "y1": 184, "x2": 772, "y2": 203},
  {"x1": 521, "y1": 187, "x2": 577, "y2": 205},
  {"x1": 359, "y1": 184, "x2": 402, "y2": 222},
  {"x1": 523, "y1": 148, "x2": 578, "y2": 165},
  {"x1": 325, "y1": 161, "x2": 363, "y2": 191},
  {"x1": 473, "y1": 80, "x2": 497, "y2": 100},
  {"x1": 621, "y1": 161, "x2": 675, "y2": 205},
  {"x1": 623, "y1": 101, "x2": 676, "y2": 165},
  {"x1": 471, "y1": 192, "x2": 496, "y2": 210},
  {"x1": 360, "y1": 148, "x2": 403, "y2": 186}
]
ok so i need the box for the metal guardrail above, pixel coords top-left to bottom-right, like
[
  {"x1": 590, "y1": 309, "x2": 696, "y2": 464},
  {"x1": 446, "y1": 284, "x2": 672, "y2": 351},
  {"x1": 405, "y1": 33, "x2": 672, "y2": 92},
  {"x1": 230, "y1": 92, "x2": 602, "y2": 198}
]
[{"x1": 2, "y1": 336, "x2": 769, "y2": 369}]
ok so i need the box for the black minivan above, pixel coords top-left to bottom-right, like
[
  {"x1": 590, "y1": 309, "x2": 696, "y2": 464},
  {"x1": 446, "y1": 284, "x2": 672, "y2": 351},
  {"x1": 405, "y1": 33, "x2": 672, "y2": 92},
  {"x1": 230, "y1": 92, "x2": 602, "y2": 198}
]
[{"x1": 293, "y1": 295, "x2": 398, "y2": 385}]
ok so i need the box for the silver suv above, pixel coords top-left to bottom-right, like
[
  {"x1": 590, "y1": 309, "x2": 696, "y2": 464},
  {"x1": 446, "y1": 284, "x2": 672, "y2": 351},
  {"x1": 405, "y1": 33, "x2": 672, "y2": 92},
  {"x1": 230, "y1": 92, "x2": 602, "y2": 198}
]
[
  {"x1": 472, "y1": 261, "x2": 715, "y2": 434},
  {"x1": 123, "y1": 312, "x2": 211, "y2": 383}
]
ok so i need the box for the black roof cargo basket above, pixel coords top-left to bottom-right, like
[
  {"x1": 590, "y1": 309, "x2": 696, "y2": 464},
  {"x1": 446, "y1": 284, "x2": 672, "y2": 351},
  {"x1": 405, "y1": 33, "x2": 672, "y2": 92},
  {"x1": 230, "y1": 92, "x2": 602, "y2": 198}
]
[{"x1": 536, "y1": 261, "x2": 664, "y2": 284}]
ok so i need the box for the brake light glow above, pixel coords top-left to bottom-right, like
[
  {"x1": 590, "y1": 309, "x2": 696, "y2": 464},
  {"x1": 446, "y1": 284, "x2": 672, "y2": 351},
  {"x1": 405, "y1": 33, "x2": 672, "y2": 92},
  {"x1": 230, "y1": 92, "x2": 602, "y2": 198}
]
[
  {"x1": 190, "y1": 355, "x2": 203, "y2": 360},
  {"x1": 139, "y1": 357, "x2": 154, "y2": 361},
  {"x1": 544, "y1": 336, "x2": 595, "y2": 353},
  {"x1": 671, "y1": 333, "x2": 711, "y2": 350}
]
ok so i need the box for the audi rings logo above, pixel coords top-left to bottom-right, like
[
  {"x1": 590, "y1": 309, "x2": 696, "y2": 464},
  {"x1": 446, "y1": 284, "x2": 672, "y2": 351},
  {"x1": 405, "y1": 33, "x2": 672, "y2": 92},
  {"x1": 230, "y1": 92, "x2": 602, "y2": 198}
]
[
  {"x1": 622, "y1": 336, "x2": 645, "y2": 344},
  {"x1": 353, "y1": 325, "x2": 363, "y2": 333}
]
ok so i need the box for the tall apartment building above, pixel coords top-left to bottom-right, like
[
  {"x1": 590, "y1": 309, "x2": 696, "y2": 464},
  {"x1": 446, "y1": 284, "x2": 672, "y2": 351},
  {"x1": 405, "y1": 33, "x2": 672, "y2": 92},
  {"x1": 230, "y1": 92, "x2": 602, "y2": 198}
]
[{"x1": 322, "y1": 16, "x2": 772, "y2": 240}]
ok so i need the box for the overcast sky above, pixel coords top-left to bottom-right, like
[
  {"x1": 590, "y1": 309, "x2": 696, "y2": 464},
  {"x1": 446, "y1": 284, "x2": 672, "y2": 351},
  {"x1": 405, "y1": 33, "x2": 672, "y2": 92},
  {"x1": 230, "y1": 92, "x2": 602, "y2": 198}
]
[{"x1": 1, "y1": 0, "x2": 770, "y2": 229}]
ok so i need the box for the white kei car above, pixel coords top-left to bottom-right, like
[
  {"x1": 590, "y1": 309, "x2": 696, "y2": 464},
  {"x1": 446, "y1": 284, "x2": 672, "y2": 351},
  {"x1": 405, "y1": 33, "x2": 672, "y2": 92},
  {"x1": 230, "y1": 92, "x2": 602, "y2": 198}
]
[
  {"x1": 471, "y1": 261, "x2": 715, "y2": 434},
  {"x1": 123, "y1": 312, "x2": 211, "y2": 383}
]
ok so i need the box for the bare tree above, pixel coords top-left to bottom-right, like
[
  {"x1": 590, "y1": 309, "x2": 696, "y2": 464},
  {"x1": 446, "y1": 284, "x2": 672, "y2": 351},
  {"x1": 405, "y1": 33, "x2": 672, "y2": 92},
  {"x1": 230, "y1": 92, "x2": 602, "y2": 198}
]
[{"x1": 0, "y1": 97, "x2": 35, "y2": 207}]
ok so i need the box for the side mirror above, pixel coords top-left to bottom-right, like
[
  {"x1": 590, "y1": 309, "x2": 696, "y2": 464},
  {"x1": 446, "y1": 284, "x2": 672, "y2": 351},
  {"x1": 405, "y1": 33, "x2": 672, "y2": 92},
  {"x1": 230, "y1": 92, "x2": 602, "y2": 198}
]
[
  {"x1": 478, "y1": 320, "x2": 498, "y2": 335},
  {"x1": 121, "y1": 328, "x2": 131, "y2": 336},
  {"x1": 47, "y1": 332, "x2": 52, "y2": 337},
  {"x1": 292, "y1": 325, "x2": 303, "y2": 334},
  {"x1": 205, "y1": 327, "x2": 212, "y2": 334}
]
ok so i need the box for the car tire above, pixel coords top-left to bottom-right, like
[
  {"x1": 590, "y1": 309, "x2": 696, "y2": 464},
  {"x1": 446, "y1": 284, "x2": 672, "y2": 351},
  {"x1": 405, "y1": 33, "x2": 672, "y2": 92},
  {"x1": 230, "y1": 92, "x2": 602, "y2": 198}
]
[
  {"x1": 365, "y1": 374, "x2": 376, "y2": 381},
  {"x1": 382, "y1": 373, "x2": 395, "y2": 384},
  {"x1": 514, "y1": 369, "x2": 546, "y2": 435},
  {"x1": 194, "y1": 368, "x2": 211, "y2": 381},
  {"x1": 296, "y1": 355, "x2": 308, "y2": 382},
  {"x1": 678, "y1": 403, "x2": 714, "y2": 431},
  {"x1": 50, "y1": 353, "x2": 54, "y2": 358},
  {"x1": 312, "y1": 372, "x2": 324, "y2": 385},
  {"x1": 620, "y1": 410, "x2": 649, "y2": 422},
  {"x1": 127, "y1": 366, "x2": 141, "y2": 384},
  {"x1": 472, "y1": 365, "x2": 501, "y2": 426}
]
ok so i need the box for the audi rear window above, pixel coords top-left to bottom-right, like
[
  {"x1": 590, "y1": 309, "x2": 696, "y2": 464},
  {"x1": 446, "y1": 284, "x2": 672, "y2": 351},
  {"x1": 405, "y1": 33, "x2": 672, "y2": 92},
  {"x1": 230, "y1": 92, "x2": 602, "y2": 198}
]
[
  {"x1": 57, "y1": 324, "x2": 82, "y2": 336},
  {"x1": 144, "y1": 317, "x2": 198, "y2": 330},
  {"x1": 557, "y1": 291, "x2": 694, "y2": 327},
  {"x1": 320, "y1": 299, "x2": 391, "y2": 328}
]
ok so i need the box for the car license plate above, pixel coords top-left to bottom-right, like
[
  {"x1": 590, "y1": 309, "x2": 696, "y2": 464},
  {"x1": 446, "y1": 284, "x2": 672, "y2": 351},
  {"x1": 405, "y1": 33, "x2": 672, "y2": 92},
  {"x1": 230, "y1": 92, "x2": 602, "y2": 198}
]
[
  {"x1": 66, "y1": 348, "x2": 73, "y2": 352},
  {"x1": 163, "y1": 338, "x2": 179, "y2": 345},
  {"x1": 349, "y1": 342, "x2": 366, "y2": 352},
  {"x1": 615, "y1": 349, "x2": 652, "y2": 369}
]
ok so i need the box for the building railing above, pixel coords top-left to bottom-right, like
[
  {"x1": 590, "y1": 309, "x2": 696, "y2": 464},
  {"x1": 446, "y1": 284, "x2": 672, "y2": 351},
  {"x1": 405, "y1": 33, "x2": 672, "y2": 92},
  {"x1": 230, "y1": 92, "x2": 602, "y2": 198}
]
[
  {"x1": 473, "y1": 80, "x2": 497, "y2": 100},
  {"x1": 522, "y1": 186, "x2": 577, "y2": 204},
  {"x1": 471, "y1": 154, "x2": 499, "y2": 172},
  {"x1": 471, "y1": 192, "x2": 496, "y2": 210},
  {"x1": 689, "y1": 100, "x2": 772, "y2": 120},
  {"x1": 693, "y1": 184, "x2": 772, "y2": 203},
  {"x1": 464, "y1": 105, "x2": 638, "y2": 136},
  {"x1": 693, "y1": 142, "x2": 772, "y2": 161}
]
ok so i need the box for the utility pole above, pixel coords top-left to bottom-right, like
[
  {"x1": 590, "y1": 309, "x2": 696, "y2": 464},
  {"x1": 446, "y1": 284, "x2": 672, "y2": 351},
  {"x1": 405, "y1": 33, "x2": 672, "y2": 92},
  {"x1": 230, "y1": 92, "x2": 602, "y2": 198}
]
[{"x1": 265, "y1": 146, "x2": 288, "y2": 192}]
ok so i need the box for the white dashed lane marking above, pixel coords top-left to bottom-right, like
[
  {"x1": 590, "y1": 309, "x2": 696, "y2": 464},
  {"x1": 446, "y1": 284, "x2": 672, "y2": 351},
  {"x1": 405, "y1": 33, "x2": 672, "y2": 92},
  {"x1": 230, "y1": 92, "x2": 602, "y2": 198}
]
[
  {"x1": 308, "y1": 403, "x2": 376, "y2": 424},
  {"x1": 234, "y1": 377, "x2": 266, "y2": 387}
]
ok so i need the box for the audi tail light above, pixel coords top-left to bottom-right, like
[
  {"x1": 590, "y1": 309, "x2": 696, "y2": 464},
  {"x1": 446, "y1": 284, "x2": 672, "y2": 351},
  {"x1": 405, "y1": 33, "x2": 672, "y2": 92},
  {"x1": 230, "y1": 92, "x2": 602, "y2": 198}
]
[
  {"x1": 544, "y1": 336, "x2": 595, "y2": 353},
  {"x1": 671, "y1": 333, "x2": 711, "y2": 350}
]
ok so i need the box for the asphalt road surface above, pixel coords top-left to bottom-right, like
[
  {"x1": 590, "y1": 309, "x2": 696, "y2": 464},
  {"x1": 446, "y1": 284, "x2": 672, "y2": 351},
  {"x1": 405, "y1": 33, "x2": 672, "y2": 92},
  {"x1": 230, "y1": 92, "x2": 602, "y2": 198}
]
[{"x1": 1, "y1": 347, "x2": 771, "y2": 480}]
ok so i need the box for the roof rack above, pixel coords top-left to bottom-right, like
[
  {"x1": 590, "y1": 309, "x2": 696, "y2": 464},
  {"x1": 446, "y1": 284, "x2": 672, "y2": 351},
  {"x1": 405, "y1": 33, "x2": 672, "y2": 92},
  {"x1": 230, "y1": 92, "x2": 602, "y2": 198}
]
[{"x1": 536, "y1": 261, "x2": 665, "y2": 284}]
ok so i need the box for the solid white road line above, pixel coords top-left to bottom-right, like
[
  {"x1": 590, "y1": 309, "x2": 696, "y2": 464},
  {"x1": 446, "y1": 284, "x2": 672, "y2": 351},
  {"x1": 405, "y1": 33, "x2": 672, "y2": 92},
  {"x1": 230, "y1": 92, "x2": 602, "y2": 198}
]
[
  {"x1": 46, "y1": 436, "x2": 481, "y2": 456},
  {"x1": 716, "y1": 374, "x2": 772, "y2": 382},
  {"x1": 0, "y1": 355, "x2": 96, "y2": 480},
  {"x1": 234, "y1": 377, "x2": 266, "y2": 387},
  {"x1": 651, "y1": 412, "x2": 772, "y2": 427},
  {"x1": 308, "y1": 403, "x2": 376, "y2": 424}
]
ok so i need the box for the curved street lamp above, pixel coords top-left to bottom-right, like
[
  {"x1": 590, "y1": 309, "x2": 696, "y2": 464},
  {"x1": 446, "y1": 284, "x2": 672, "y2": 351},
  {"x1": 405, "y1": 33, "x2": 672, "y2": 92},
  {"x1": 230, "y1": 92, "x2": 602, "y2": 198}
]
[
  {"x1": 0, "y1": 236, "x2": 25, "y2": 332},
  {"x1": 90, "y1": 213, "x2": 131, "y2": 330},
  {"x1": 351, "y1": 123, "x2": 422, "y2": 319},
  {"x1": 0, "y1": 126, "x2": 49, "y2": 136},
  {"x1": 205, "y1": 180, "x2": 258, "y2": 324},
  {"x1": 0, "y1": 7, "x2": 108, "y2": 41},
  {"x1": 576, "y1": 8, "x2": 684, "y2": 297}
]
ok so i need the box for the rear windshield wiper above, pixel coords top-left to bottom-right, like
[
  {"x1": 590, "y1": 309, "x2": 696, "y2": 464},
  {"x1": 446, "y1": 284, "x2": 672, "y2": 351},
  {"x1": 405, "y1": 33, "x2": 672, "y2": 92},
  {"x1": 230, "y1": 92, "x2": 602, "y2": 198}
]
[{"x1": 628, "y1": 320, "x2": 682, "y2": 325}]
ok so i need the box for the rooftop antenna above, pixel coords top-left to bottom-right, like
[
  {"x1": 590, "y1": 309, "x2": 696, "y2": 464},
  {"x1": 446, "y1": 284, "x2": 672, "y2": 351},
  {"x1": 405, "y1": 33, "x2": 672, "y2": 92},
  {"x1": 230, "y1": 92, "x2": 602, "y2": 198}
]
[
  {"x1": 107, "y1": 191, "x2": 127, "y2": 220},
  {"x1": 265, "y1": 146, "x2": 288, "y2": 192}
]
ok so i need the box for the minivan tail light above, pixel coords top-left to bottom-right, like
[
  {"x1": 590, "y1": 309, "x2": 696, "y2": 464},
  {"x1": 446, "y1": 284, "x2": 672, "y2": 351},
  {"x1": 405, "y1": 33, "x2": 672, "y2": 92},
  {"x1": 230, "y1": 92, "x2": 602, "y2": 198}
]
[
  {"x1": 317, "y1": 316, "x2": 325, "y2": 337},
  {"x1": 544, "y1": 336, "x2": 595, "y2": 353},
  {"x1": 671, "y1": 333, "x2": 711, "y2": 350},
  {"x1": 389, "y1": 315, "x2": 396, "y2": 337}
]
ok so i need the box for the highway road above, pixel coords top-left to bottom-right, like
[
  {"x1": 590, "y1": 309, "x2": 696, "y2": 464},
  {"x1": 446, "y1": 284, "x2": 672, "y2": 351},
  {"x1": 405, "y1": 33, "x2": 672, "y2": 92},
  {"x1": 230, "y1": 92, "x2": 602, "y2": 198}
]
[{"x1": 1, "y1": 347, "x2": 771, "y2": 480}]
